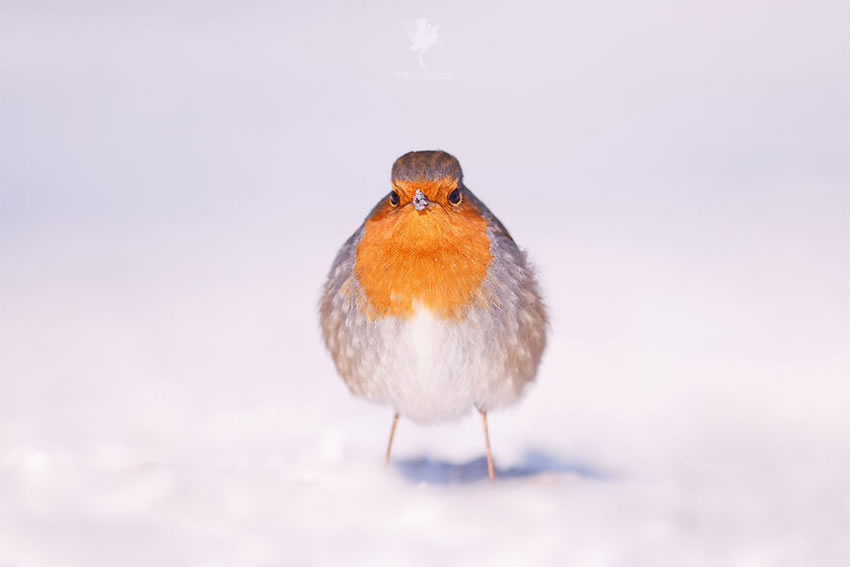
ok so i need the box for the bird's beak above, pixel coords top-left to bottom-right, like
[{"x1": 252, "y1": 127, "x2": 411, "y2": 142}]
[{"x1": 412, "y1": 189, "x2": 430, "y2": 211}]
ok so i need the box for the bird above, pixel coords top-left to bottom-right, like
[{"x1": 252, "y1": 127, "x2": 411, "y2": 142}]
[{"x1": 319, "y1": 150, "x2": 547, "y2": 481}]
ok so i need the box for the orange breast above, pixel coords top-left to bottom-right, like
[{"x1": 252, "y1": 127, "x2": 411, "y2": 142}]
[{"x1": 354, "y1": 181, "x2": 492, "y2": 320}]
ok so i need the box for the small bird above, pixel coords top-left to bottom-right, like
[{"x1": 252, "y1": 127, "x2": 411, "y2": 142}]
[{"x1": 320, "y1": 150, "x2": 547, "y2": 480}]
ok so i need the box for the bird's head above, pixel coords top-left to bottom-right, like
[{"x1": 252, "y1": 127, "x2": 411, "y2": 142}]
[
  {"x1": 388, "y1": 150, "x2": 464, "y2": 213},
  {"x1": 354, "y1": 150, "x2": 493, "y2": 320}
]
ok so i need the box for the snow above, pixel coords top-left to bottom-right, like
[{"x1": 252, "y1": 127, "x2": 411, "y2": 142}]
[{"x1": 1, "y1": 2, "x2": 848, "y2": 566}]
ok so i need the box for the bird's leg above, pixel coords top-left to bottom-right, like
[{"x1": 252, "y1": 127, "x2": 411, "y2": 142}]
[
  {"x1": 480, "y1": 410, "x2": 495, "y2": 482},
  {"x1": 385, "y1": 413, "x2": 400, "y2": 465}
]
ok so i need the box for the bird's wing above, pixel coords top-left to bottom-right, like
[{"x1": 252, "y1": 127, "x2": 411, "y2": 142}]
[{"x1": 463, "y1": 185, "x2": 515, "y2": 243}]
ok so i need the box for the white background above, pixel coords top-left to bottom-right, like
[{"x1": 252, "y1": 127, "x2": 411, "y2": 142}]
[{"x1": 1, "y1": 1, "x2": 848, "y2": 565}]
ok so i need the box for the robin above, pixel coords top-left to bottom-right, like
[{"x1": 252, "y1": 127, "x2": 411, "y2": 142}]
[{"x1": 320, "y1": 150, "x2": 547, "y2": 480}]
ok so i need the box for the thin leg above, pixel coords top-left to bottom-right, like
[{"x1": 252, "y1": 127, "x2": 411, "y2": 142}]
[
  {"x1": 385, "y1": 413, "x2": 400, "y2": 465},
  {"x1": 480, "y1": 410, "x2": 495, "y2": 481}
]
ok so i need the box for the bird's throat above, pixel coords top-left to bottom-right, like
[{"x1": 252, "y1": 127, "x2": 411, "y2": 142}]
[{"x1": 354, "y1": 205, "x2": 492, "y2": 320}]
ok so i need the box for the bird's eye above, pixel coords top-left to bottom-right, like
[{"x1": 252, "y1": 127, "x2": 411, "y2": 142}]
[
  {"x1": 389, "y1": 191, "x2": 400, "y2": 206},
  {"x1": 447, "y1": 188, "x2": 462, "y2": 205}
]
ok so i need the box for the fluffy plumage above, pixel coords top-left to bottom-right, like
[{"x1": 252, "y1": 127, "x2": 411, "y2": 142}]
[{"x1": 320, "y1": 151, "x2": 547, "y2": 424}]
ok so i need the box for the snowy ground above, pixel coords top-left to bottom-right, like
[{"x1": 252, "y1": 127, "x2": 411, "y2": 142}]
[{"x1": 1, "y1": 2, "x2": 848, "y2": 566}]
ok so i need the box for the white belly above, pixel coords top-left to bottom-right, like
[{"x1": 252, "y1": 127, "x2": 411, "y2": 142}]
[{"x1": 361, "y1": 306, "x2": 522, "y2": 424}]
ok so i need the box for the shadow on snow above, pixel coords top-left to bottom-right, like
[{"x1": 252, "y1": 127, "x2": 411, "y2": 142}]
[{"x1": 394, "y1": 449, "x2": 609, "y2": 485}]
